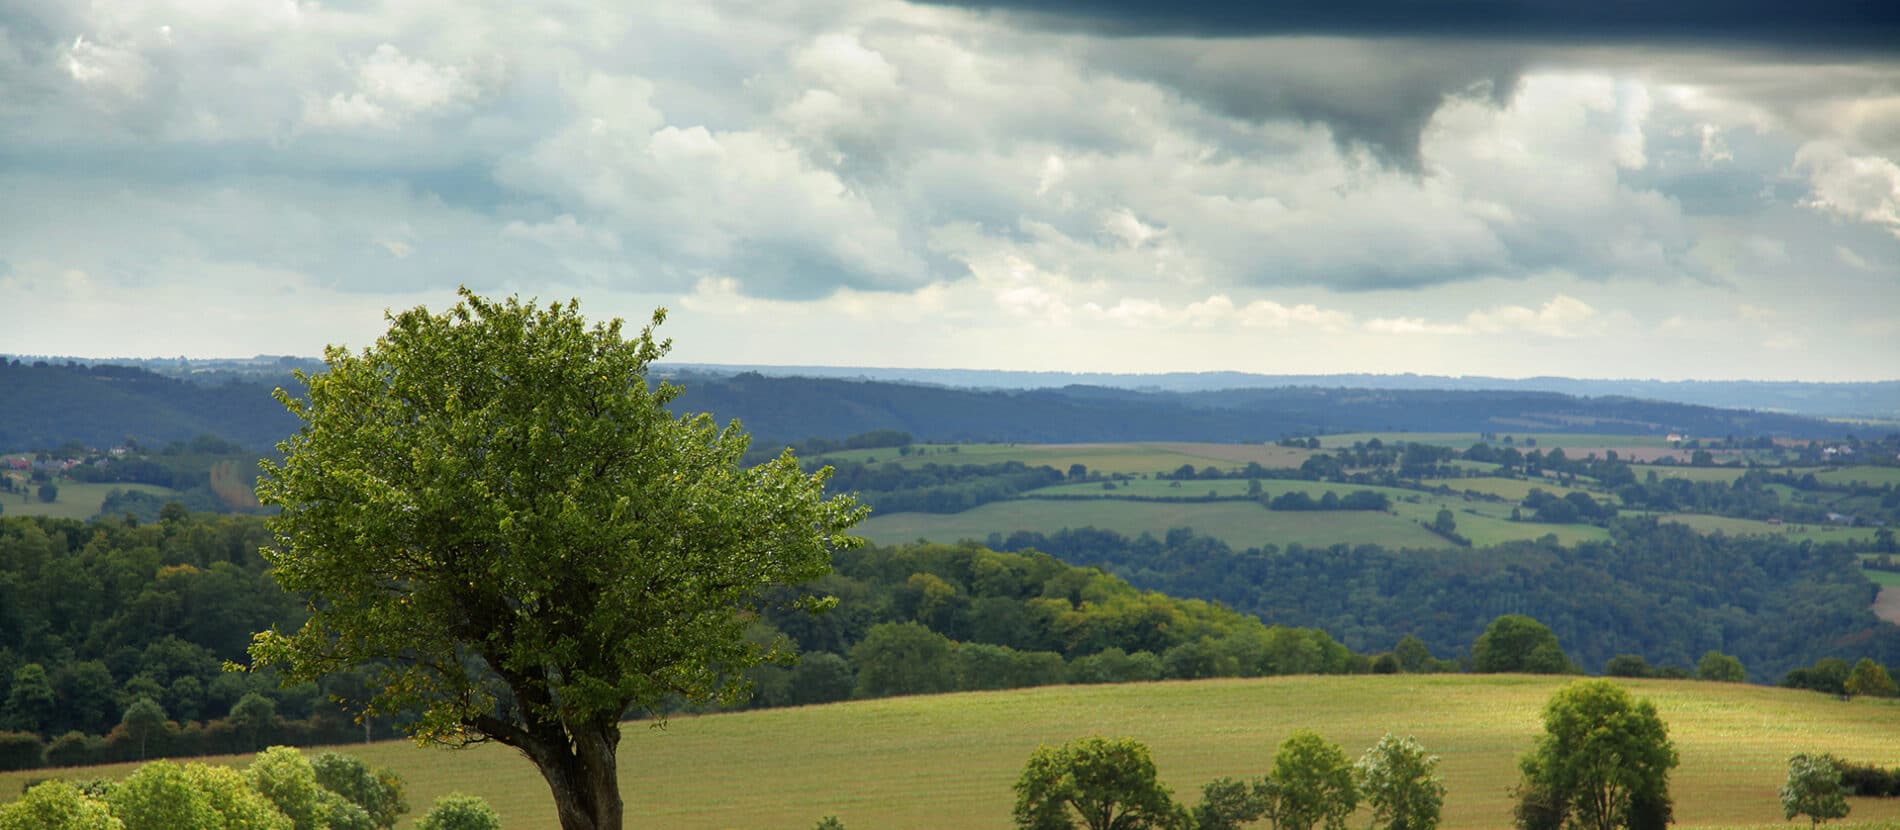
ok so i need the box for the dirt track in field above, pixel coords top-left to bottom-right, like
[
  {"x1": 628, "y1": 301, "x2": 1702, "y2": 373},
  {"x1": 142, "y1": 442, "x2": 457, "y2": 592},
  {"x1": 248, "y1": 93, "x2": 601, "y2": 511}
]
[{"x1": 1875, "y1": 586, "x2": 1900, "y2": 625}]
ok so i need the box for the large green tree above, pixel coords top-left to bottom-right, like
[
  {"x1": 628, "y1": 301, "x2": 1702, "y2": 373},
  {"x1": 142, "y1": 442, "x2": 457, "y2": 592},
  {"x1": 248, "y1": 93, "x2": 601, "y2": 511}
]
[
  {"x1": 1261, "y1": 730, "x2": 1359, "y2": 830},
  {"x1": 1012, "y1": 736, "x2": 1181, "y2": 830},
  {"x1": 1471, "y1": 615, "x2": 1572, "y2": 674},
  {"x1": 1355, "y1": 734, "x2": 1444, "y2": 830},
  {"x1": 248, "y1": 291, "x2": 865, "y2": 830},
  {"x1": 1514, "y1": 680, "x2": 1677, "y2": 830}
]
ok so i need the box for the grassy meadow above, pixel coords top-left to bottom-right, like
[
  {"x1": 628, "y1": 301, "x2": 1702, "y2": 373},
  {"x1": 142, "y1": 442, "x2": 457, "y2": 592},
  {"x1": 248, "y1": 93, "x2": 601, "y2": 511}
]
[
  {"x1": 0, "y1": 480, "x2": 178, "y2": 520},
  {"x1": 855, "y1": 498, "x2": 1451, "y2": 549},
  {"x1": 1818, "y1": 466, "x2": 1900, "y2": 487},
  {"x1": 8, "y1": 676, "x2": 1898, "y2": 830}
]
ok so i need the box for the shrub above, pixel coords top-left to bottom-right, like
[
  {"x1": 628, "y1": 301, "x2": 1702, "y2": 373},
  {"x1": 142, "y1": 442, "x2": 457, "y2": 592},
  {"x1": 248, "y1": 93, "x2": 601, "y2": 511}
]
[{"x1": 413, "y1": 794, "x2": 502, "y2": 830}]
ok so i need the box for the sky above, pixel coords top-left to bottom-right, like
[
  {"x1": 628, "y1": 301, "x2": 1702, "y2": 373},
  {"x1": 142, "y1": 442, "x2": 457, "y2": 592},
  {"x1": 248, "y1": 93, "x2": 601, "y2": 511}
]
[{"x1": 2, "y1": 1, "x2": 1898, "y2": 381}]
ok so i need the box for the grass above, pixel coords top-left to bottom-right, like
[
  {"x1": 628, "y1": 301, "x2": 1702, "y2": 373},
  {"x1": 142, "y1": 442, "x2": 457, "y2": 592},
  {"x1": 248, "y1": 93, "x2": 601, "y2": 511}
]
[
  {"x1": 1448, "y1": 476, "x2": 1599, "y2": 502},
  {"x1": 0, "y1": 480, "x2": 179, "y2": 520},
  {"x1": 1635, "y1": 465, "x2": 1754, "y2": 483},
  {"x1": 1865, "y1": 569, "x2": 1900, "y2": 588},
  {"x1": 1818, "y1": 466, "x2": 1900, "y2": 487},
  {"x1": 1656, "y1": 514, "x2": 1879, "y2": 545},
  {"x1": 816, "y1": 443, "x2": 1314, "y2": 475},
  {"x1": 856, "y1": 499, "x2": 1451, "y2": 550},
  {"x1": 8, "y1": 676, "x2": 1899, "y2": 830}
]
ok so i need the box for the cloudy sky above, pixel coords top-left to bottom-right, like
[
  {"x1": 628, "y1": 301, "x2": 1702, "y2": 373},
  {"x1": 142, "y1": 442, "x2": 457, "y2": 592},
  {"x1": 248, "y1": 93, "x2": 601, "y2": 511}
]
[{"x1": 3, "y1": 1, "x2": 1898, "y2": 380}]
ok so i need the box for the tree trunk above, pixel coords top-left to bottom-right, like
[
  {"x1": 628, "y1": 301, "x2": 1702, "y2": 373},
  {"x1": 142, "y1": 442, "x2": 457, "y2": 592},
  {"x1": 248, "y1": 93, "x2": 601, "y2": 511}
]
[{"x1": 517, "y1": 720, "x2": 624, "y2": 830}]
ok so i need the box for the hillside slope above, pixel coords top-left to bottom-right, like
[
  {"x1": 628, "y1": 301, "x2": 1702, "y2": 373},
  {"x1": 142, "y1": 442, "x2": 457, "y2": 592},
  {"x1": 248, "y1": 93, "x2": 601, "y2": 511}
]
[{"x1": 9, "y1": 675, "x2": 1897, "y2": 829}]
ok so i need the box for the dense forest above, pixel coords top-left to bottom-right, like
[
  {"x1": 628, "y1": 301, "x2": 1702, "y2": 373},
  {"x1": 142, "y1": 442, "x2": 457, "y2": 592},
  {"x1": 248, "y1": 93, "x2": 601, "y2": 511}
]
[
  {"x1": 0, "y1": 513, "x2": 1376, "y2": 770},
  {"x1": 989, "y1": 519, "x2": 1894, "y2": 682}
]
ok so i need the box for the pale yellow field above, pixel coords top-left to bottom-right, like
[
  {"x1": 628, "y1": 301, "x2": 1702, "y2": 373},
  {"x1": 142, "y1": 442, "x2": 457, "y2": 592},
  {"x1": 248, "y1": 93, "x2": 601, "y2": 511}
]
[{"x1": 9, "y1": 676, "x2": 1899, "y2": 830}]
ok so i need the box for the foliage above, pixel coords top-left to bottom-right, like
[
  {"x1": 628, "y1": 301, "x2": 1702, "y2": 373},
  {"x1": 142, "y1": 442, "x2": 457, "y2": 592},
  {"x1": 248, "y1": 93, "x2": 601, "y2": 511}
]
[
  {"x1": 104, "y1": 760, "x2": 222, "y2": 830},
  {"x1": 848, "y1": 623, "x2": 955, "y2": 698},
  {"x1": 1192, "y1": 778, "x2": 1266, "y2": 830},
  {"x1": 0, "y1": 779, "x2": 124, "y2": 830},
  {"x1": 1694, "y1": 651, "x2": 1746, "y2": 683},
  {"x1": 1780, "y1": 753, "x2": 1850, "y2": 827},
  {"x1": 1514, "y1": 680, "x2": 1677, "y2": 830},
  {"x1": 244, "y1": 746, "x2": 329, "y2": 830},
  {"x1": 117, "y1": 699, "x2": 165, "y2": 761},
  {"x1": 311, "y1": 751, "x2": 407, "y2": 829},
  {"x1": 412, "y1": 794, "x2": 502, "y2": 830},
  {"x1": 1260, "y1": 730, "x2": 1359, "y2": 830},
  {"x1": 247, "y1": 291, "x2": 864, "y2": 830},
  {"x1": 1355, "y1": 734, "x2": 1444, "y2": 830},
  {"x1": 1012, "y1": 736, "x2": 1181, "y2": 830},
  {"x1": 1471, "y1": 616, "x2": 1572, "y2": 675},
  {"x1": 182, "y1": 762, "x2": 293, "y2": 830},
  {"x1": 1843, "y1": 658, "x2": 1897, "y2": 698},
  {"x1": 998, "y1": 520, "x2": 1899, "y2": 681}
]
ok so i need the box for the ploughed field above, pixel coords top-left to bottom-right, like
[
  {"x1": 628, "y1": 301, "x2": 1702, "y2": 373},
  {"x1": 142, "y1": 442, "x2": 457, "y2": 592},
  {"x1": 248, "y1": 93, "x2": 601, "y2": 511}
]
[{"x1": 8, "y1": 675, "x2": 1899, "y2": 829}]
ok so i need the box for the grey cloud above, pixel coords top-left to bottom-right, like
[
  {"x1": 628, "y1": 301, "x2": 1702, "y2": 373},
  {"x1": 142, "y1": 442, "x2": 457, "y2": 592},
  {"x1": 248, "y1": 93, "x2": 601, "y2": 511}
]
[{"x1": 919, "y1": 0, "x2": 1900, "y2": 51}]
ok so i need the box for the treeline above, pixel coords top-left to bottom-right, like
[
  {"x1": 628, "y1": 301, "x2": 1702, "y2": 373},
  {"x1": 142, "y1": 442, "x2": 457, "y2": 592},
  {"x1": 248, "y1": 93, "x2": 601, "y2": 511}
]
[
  {"x1": 820, "y1": 460, "x2": 1066, "y2": 514},
  {"x1": 740, "y1": 542, "x2": 1375, "y2": 709},
  {"x1": 0, "y1": 513, "x2": 384, "y2": 769},
  {"x1": 986, "y1": 519, "x2": 1897, "y2": 681}
]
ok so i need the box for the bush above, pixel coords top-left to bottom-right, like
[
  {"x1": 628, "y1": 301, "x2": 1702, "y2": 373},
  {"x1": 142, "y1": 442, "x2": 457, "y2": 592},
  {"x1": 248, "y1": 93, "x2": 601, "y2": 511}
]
[
  {"x1": 0, "y1": 730, "x2": 46, "y2": 771},
  {"x1": 311, "y1": 752, "x2": 407, "y2": 829},
  {"x1": 0, "y1": 779, "x2": 123, "y2": 829},
  {"x1": 414, "y1": 794, "x2": 502, "y2": 830}
]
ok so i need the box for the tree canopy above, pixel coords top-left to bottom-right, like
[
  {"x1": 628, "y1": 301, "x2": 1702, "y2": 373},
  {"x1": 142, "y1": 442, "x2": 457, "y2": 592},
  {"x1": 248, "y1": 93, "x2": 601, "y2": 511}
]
[
  {"x1": 1012, "y1": 736, "x2": 1181, "y2": 830},
  {"x1": 248, "y1": 291, "x2": 864, "y2": 830},
  {"x1": 1514, "y1": 680, "x2": 1677, "y2": 830}
]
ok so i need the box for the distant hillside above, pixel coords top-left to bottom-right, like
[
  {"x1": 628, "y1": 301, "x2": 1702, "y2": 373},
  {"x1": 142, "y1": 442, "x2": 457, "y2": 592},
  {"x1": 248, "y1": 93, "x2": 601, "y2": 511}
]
[
  {"x1": 0, "y1": 360, "x2": 295, "y2": 452},
  {"x1": 0, "y1": 360, "x2": 1854, "y2": 453},
  {"x1": 666, "y1": 363, "x2": 1900, "y2": 419},
  {"x1": 670, "y1": 371, "x2": 1848, "y2": 446}
]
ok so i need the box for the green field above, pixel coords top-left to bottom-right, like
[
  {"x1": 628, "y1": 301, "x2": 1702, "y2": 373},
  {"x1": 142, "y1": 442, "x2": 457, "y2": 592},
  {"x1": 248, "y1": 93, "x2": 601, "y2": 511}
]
[
  {"x1": 1818, "y1": 466, "x2": 1900, "y2": 487},
  {"x1": 0, "y1": 480, "x2": 180, "y2": 520},
  {"x1": 8, "y1": 676, "x2": 1898, "y2": 829},
  {"x1": 857, "y1": 498, "x2": 1451, "y2": 550},
  {"x1": 1865, "y1": 568, "x2": 1900, "y2": 588},
  {"x1": 816, "y1": 442, "x2": 1314, "y2": 475},
  {"x1": 1657, "y1": 513, "x2": 1879, "y2": 545},
  {"x1": 1636, "y1": 465, "x2": 1754, "y2": 483},
  {"x1": 1449, "y1": 476, "x2": 1599, "y2": 502},
  {"x1": 1316, "y1": 432, "x2": 1683, "y2": 450}
]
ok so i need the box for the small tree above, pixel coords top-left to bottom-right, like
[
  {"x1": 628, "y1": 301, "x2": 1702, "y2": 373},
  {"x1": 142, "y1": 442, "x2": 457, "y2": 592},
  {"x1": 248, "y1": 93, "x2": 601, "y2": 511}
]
[
  {"x1": 1193, "y1": 778, "x2": 1267, "y2": 830},
  {"x1": 1694, "y1": 651, "x2": 1746, "y2": 683},
  {"x1": 1013, "y1": 736, "x2": 1180, "y2": 830},
  {"x1": 1261, "y1": 730, "x2": 1359, "y2": 830},
  {"x1": 1356, "y1": 734, "x2": 1444, "y2": 830},
  {"x1": 36, "y1": 482, "x2": 57, "y2": 503},
  {"x1": 312, "y1": 751, "x2": 409, "y2": 829},
  {"x1": 246, "y1": 746, "x2": 329, "y2": 830},
  {"x1": 107, "y1": 760, "x2": 223, "y2": 830},
  {"x1": 119, "y1": 697, "x2": 167, "y2": 760},
  {"x1": 184, "y1": 762, "x2": 294, "y2": 830},
  {"x1": 1780, "y1": 753, "x2": 1850, "y2": 827},
  {"x1": 414, "y1": 794, "x2": 503, "y2": 830},
  {"x1": 1472, "y1": 615, "x2": 1571, "y2": 674},
  {"x1": 1514, "y1": 680, "x2": 1677, "y2": 830},
  {"x1": 230, "y1": 692, "x2": 277, "y2": 750},
  {"x1": 1843, "y1": 658, "x2": 1897, "y2": 698}
]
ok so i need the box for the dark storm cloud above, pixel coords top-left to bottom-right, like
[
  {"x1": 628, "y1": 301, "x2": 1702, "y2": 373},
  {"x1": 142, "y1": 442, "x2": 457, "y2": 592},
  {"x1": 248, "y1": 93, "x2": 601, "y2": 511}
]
[{"x1": 922, "y1": 0, "x2": 1900, "y2": 51}]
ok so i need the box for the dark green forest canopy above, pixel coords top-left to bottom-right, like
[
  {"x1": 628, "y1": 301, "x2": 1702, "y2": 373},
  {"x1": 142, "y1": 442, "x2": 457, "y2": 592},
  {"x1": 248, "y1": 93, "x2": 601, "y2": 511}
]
[{"x1": 991, "y1": 518, "x2": 1898, "y2": 681}]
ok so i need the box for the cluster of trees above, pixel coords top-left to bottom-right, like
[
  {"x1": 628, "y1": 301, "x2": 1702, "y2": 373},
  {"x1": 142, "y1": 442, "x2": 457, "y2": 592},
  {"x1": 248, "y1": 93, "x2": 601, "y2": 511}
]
[
  {"x1": 1010, "y1": 731, "x2": 1443, "y2": 830},
  {"x1": 1518, "y1": 488, "x2": 1616, "y2": 525},
  {"x1": 1779, "y1": 656, "x2": 1899, "y2": 698},
  {"x1": 0, "y1": 746, "x2": 502, "y2": 830},
  {"x1": 820, "y1": 460, "x2": 1066, "y2": 514},
  {"x1": 1264, "y1": 490, "x2": 1392, "y2": 512},
  {"x1": 742, "y1": 542, "x2": 1372, "y2": 709},
  {"x1": 987, "y1": 520, "x2": 1898, "y2": 681}
]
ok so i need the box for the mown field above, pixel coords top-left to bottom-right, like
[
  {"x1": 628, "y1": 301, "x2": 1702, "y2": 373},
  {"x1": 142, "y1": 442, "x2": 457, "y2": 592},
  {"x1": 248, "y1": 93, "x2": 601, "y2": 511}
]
[
  {"x1": 1819, "y1": 466, "x2": 1900, "y2": 487},
  {"x1": 8, "y1": 676, "x2": 1898, "y2": 830},
  {"x1": 855, "y1": 498, "x2": 1452, "y2": 549},
  {"x1": 0, "y1": 479, "x2": 178, "y2": 520},
  {"x1": 1655, "y1": 513, "x2": 1879, "y2": 545}
]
